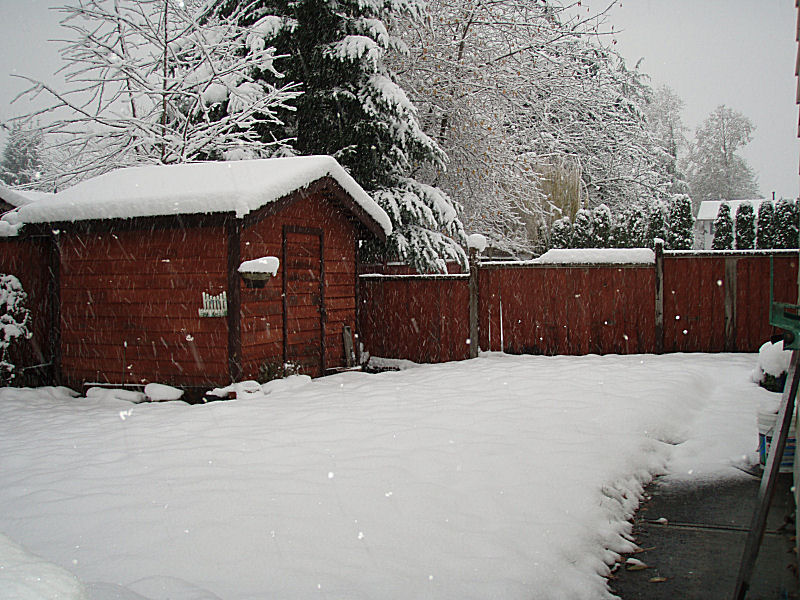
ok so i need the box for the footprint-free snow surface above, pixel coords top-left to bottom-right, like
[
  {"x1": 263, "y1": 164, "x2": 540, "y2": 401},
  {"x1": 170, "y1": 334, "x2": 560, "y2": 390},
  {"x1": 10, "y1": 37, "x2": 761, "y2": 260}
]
[{"x1": 0, "y1": 353, "x2": 772, "y2": 600}]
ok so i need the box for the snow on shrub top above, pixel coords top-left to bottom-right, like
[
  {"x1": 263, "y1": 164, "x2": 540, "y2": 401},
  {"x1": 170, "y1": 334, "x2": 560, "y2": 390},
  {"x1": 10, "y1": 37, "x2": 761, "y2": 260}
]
[
  {"x1": 466, "y1": 233, "x2": 487, "y2": 252},
  {"x1": 535, "y1": 248, "x2": 655, "y2": 265},
  {"x1": 756, "y1": 340, "x2": 791, "y2": 378},
  {"x1": 5, "y1": 156, "x2": 392, "y2": 236}
]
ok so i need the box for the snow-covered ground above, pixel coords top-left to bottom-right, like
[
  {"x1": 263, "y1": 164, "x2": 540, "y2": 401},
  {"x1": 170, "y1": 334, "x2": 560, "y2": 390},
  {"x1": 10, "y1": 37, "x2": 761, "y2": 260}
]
[{"x1": 0, "y1": 353, "x2": 776, "y2": 600}]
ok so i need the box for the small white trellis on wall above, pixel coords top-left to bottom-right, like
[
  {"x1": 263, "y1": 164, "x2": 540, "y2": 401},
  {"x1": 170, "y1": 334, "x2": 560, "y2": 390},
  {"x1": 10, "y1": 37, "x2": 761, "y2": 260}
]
[{"x1": 199, "y1": 291, "x2": 227, "y2": 317}]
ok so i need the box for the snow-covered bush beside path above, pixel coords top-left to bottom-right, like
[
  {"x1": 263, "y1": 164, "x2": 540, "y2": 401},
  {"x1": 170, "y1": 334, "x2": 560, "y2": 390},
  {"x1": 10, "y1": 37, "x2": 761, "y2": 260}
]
[
  {"x1": 0, "y1": 273, "x2": 32, "y2": 385},
  {"x1": 0, "y1": 353, "x2": 771, "y2": 600}
]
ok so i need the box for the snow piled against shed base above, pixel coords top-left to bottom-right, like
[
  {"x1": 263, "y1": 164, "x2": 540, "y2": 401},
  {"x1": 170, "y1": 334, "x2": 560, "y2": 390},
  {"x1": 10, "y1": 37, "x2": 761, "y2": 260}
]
[{"x1": 4, "y1": 156, "x2": 392, "y2": 236}]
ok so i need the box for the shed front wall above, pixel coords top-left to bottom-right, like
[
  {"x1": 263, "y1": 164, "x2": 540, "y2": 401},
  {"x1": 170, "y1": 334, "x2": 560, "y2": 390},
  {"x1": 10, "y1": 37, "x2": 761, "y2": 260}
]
[
  {"x1": 59, "y1": 225, "x2": 229, "y2": 388},
  {"x1": 240, "y1": 190, "x2": 359, "y2": 379}
]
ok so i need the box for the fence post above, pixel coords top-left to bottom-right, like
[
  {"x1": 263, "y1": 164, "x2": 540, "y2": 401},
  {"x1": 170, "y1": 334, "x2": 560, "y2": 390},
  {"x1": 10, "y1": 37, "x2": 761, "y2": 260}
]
[
  {"x1": 468, "y1": 247, "x2": 479, "y2": 359},
  {"x1": 724, "y1": 257, "x2": 738, "y2": 352},
  {"x1": 654, "y1": 239, "x2": 664, "y2": 354}
]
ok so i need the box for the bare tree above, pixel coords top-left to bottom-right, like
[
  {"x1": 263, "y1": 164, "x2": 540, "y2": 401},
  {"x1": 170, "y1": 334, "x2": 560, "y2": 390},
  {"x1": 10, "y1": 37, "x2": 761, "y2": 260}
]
[
  {"x1": 393, "y1": 0, "x2": 676, "y2": 254},
  {"x1": 685, "y1": 104, "x2": 759, "y2": 209},
  {"x1": 7, "y1": 0, "x2": 301, "y2": 189}
]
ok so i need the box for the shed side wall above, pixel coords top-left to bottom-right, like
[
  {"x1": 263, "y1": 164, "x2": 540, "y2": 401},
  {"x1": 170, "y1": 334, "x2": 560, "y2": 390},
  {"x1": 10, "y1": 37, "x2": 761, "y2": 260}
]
[{"x1": 59, "y1": 226, "x2": 228, "y2": 387}]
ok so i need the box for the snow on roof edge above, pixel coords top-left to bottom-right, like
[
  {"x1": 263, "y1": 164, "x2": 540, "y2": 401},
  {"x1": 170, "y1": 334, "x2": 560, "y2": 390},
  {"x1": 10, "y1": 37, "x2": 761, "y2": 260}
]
[
  {"x1": 0, "y1": 184, "x2": 49, "y2": 209},
  {"x1": 4, "y1": 156, "x2": 392, "y2": 237}
]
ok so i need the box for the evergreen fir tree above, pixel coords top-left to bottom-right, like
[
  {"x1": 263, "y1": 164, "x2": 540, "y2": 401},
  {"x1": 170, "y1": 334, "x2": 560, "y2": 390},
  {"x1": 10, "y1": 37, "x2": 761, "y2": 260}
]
[
  {"x1": 571, "y1": 208, "x2": 594, "y2": 248},
  {"x1": 591, "y1": 204, "x2": 612, "y2": 248},
  {"x1": 549, "y1": 217, "x2": 573, "y2": 249},
  {"x1": 665, "y1": 193, "x2": 694, "y2": 250},
  {"x1": 0, "y1": 123, "x2": 42, "y2": 186},
  {"x1": 775, "y1": 199, "x2": 799, "y2": 249},
  {"x1": 734, "y1": 201, "x2": 755, "y2": 249},
  {"x1": 756, "y1": 200, "x2": 776, "y2": 249},
  {"x1": 712, "y1": 203, "x2": 733, "y2": 250},
  {"x1": 646, "y1": 201, "x2": 667, "y2": 248},
  {"x1": 209, "y1": 0, "x2": 466, "y2": 272}
]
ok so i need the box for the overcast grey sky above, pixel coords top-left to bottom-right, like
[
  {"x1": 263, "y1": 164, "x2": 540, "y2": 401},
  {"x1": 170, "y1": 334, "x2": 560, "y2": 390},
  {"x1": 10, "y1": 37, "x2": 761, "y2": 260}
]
[
  {"x1": 0, "y1": 0, "x2": 798, "y2": 200},
  {"x1": 594, "y1": 0, "x2": 799, "y2": 200}
]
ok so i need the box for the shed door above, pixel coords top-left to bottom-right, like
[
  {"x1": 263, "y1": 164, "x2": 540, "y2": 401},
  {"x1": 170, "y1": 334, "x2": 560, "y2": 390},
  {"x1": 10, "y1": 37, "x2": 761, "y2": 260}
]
[{"x1": 282, "y1": 226, "x2": 326, "y2": 376}]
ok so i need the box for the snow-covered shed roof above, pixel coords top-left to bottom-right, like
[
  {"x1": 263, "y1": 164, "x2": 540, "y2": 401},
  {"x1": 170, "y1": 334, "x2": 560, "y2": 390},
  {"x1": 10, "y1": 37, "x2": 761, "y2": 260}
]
[
  {"x1": 4, "y1": 156, "x2": 392, "y2": 237},
  {"x1": 696, "y1": 199, "x2": 765, "y2": 221}
]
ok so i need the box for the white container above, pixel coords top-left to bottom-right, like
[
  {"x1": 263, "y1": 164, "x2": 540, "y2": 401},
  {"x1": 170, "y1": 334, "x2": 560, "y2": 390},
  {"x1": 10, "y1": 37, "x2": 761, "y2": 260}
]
[{"x1": 757, "y1": 400, "x2": 796, "y2": 473}]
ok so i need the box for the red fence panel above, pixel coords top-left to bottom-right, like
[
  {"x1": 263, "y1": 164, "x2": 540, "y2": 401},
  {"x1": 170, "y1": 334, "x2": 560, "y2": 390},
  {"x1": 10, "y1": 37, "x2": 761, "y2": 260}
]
[
  {"x1": 358, "y1": 275, "x2": 470, "y2": 364},
  {"x1": 663, "y1": 256, "x2": 726, "y2": 353},
  {"x1": 736, "y1": 254, "x2": 798, "y2": 351},
  {"x1": 479, "y1": 265, "x2": 654, "y2": 355}
]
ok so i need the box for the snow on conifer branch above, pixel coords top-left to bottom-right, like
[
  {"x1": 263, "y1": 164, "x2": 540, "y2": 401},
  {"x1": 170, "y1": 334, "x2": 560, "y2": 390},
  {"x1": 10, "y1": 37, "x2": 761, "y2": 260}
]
[{"x1": 0, "y1": 275, "x2": 32, "y2": 386}]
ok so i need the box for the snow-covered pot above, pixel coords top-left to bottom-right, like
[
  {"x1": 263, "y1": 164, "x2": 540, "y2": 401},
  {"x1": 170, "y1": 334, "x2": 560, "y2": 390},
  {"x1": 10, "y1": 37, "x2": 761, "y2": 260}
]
[{"x1": 756, "y1": 397, "x2": 796, "y2": 472}]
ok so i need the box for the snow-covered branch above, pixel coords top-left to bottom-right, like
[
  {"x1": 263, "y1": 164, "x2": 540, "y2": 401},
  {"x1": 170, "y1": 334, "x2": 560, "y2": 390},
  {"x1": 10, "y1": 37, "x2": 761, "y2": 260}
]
[{"x1": 7, "y1": 0, "x2": 302, "y2": 189}]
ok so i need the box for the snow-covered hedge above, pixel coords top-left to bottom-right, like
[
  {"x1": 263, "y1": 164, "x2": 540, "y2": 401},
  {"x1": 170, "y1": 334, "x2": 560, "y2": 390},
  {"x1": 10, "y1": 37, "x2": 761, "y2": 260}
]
[{"x1": 0, "y1": 274, "x2": 32, "y2": 385}]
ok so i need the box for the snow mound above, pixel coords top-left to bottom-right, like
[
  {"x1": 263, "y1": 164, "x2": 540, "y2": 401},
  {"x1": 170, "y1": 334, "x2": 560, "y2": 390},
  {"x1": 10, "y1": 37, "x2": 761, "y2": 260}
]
[
  {"x1": 209, "y1": 375, "x2": 313, "y2": 399},
  {"x1": 0, "y1": 533, "x2": 86, "y2": 600},
  {"x1": 86, "y1": 387, "x2": 147, "y2": 404},
  {"x1": 144, "y1": 383, "x2": 184, "y2": 402}
]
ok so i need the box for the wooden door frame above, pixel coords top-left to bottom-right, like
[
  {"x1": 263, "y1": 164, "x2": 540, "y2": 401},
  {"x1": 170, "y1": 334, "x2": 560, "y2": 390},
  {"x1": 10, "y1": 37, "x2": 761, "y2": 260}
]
[{"x1": 282, "y1": 225, "x2": 326, "y2": 375}]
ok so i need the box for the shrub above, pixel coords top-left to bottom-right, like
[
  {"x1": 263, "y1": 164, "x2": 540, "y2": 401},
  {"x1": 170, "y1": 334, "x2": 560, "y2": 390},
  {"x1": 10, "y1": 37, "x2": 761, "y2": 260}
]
[
  {"x1": 734, "y1": 201, "x2": 755, "y2": 249},
  {"x1": 666, "y1": 193, "x2": 694, "y2": 250},
  {"x1": 549, "y1": 217, "x2": 573, "y2": 249},
  {"x1": 0, "y1": 274, "x2": 32, "y2": 385},
  {"x1": 756, "y1": 200, "x2": 776, "y2": 249},
  {"x1": 712, "y1": 203, "x2": 733, "y2": 250}
]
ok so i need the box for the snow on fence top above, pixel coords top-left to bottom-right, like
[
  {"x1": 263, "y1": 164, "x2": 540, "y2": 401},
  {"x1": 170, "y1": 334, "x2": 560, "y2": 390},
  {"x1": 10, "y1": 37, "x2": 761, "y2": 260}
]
[
  {"x1": 534, "y1": 248, "x2": 655, "y2": 265},
  {"x1": 3, "y1": 156, "x2": 392, "y2": 235}
]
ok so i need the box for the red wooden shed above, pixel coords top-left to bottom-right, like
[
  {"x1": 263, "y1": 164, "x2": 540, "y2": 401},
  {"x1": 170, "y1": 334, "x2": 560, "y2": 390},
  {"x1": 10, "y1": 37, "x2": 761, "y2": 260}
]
[{"x1": 3, "y1": 156, "x2": 391, "y2": 394}]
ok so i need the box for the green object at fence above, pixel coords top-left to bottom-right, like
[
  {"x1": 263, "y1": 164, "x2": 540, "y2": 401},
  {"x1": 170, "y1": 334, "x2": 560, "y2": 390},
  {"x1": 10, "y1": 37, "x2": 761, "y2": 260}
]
[{"x1": 769, "y1": 256, "x2": 800, "y2": 350}]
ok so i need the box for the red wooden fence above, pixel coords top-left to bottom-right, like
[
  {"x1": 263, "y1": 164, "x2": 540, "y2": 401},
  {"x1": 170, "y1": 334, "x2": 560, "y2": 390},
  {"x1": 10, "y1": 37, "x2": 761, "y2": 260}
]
[
  {"x1": 358, "y1": 251, "x2": 799, "y2": 363},
  {"x1": 359, "y1": 274, "x2": 470, "y2": 363}
]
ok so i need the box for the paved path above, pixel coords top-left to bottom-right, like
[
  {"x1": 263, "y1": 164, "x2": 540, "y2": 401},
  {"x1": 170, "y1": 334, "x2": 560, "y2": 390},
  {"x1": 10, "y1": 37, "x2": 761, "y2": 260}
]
[{"x1": 611, "y1": 473, "x2": 798, "y2": 600}]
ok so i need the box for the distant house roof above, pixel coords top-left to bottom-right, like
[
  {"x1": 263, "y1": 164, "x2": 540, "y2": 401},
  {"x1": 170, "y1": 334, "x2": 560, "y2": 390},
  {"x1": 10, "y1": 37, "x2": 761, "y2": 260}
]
[
  {"x1": 696, "y1": 199, "x2": 765, "y2": 221},
  {"x1": 4, "y1": 156, "x2": 392, "y2": 236}
]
